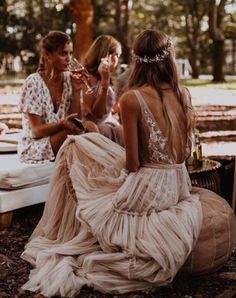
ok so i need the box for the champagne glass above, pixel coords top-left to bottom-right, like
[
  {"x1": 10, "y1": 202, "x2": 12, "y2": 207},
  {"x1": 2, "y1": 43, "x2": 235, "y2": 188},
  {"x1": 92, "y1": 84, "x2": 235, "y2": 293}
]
[{"x1": 68, "y1": 58, "x2": 95, "y2": 95}]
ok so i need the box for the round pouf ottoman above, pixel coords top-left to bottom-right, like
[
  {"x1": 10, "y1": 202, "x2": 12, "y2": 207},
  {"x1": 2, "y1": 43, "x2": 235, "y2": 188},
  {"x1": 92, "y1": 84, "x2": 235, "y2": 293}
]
[{"x1": 181, "y1": 187, "x2": 236, "y2": 275}]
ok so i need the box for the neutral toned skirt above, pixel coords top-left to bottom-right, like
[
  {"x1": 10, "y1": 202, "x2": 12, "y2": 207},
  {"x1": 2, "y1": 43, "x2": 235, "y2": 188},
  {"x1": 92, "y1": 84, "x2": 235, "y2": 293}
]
[{"x1": 21, "y1": 133, "x2": 236, "y2": 297}]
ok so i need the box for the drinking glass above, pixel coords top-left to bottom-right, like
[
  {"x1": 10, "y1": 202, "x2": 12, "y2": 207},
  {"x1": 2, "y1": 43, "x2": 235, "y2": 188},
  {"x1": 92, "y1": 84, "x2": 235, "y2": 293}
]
[{"x1": 68, "y1": 58, "x2": 95, "y2": 95}]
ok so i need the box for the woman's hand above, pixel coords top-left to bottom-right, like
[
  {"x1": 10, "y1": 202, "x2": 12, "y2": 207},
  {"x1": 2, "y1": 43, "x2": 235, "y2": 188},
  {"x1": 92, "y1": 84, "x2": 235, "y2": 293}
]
[
  {"x1": 61, "y1": 113, "x2": 84, "y2": 134},
  {"x1": 98, "y1": 55, "x2": 111, "y2": 83},
  {"x1": 70, "y1": 69, "x2": 88, "y2": 93}
]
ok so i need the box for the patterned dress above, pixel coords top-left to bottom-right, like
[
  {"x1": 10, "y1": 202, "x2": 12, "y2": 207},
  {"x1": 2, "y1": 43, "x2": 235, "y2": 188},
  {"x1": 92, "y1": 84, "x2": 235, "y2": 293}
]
[
  {"x1": 21, "y1": 90, "x2": 236, "y2": 297},
  {"x1": 18, "y1": 72, "x2": 72, "y2": 164}
]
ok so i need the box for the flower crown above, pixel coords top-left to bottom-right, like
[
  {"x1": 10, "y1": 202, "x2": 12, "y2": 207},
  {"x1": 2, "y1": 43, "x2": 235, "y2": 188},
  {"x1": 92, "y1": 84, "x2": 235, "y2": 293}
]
[{"x1": 134, "y1": 38, "x2": 172, "y2": 63}]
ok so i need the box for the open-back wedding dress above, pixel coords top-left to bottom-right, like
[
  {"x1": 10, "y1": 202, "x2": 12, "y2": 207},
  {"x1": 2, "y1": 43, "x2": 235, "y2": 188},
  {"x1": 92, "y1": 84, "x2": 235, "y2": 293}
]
[{"x1": 21, "y1": 90, "x2": 236, "y2": 297}]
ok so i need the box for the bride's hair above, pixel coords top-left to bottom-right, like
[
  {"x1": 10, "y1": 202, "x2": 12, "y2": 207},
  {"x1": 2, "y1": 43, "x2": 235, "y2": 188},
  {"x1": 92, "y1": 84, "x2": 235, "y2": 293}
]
[{"x1": 128, "y1": 29, "x2": 195, "y2": 159}]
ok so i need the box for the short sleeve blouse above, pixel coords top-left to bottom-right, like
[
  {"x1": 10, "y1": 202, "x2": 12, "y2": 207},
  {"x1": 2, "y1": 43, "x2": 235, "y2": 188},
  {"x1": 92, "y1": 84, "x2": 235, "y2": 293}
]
[{"x1": 18, "y1": 72, "x2": 72, "y2": 164}]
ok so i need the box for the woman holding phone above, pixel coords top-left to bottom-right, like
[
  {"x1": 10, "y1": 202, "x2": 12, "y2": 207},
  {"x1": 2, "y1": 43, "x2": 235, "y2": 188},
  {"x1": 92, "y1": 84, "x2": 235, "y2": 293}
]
[{"x1": 18, "y1": 30, "x2": 97, "y2": 164}]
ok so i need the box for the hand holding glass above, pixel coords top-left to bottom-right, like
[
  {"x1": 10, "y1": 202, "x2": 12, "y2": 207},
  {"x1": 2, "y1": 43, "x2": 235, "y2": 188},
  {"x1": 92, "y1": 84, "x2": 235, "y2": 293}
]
[{"x1": 68, "y1": 58, "x2": 94, "y2": 95}]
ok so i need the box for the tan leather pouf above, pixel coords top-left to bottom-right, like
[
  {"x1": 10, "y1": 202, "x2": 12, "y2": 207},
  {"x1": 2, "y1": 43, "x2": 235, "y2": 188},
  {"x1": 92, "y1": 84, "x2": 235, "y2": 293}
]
[{"x1": 181, "y1": 187, "x2": 236, "y2": 275}]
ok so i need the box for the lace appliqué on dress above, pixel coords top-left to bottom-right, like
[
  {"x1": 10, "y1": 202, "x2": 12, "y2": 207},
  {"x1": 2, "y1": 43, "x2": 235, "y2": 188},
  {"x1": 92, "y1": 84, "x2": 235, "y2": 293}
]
[{"x1": 142, "y1": 104, "x2": 171, "y2": 164}]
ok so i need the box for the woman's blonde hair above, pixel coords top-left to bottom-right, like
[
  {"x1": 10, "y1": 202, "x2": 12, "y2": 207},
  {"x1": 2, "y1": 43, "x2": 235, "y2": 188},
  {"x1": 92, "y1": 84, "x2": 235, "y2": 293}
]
[
  {"x1": 128, "y1": 29, "x2": 195, "y2": 159},
  {"x1": 84, "y1": 35, "x2": 121, "y2": 80}
]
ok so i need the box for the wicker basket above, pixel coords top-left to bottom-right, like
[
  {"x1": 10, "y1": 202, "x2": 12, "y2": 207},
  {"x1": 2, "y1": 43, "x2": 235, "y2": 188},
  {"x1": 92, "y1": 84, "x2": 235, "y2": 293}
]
[{"x1": 188, "y1": 159, "x2": 222, "y2": 195}]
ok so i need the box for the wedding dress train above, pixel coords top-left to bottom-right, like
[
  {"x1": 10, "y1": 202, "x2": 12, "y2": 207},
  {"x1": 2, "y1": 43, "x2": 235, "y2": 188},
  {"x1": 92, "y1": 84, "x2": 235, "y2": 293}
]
[{"x1": 21, "y1": 90, "x2": 235, "y2": 297}]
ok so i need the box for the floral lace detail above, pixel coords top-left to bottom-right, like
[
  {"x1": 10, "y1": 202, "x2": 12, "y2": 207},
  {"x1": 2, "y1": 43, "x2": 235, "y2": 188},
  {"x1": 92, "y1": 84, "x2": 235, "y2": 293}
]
[
  {"x1": 143, "y1": 106, "x2": 171, "y2": 163},
  {"x1": 134, "y1": 90, "x2": 173, "y2": 164}
]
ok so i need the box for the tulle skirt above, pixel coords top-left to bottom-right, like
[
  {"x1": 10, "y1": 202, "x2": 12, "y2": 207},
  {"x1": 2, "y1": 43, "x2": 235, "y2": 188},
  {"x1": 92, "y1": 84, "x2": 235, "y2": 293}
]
[{"x1": 21, "y1": 133, "x2": 236, "y2": 297}]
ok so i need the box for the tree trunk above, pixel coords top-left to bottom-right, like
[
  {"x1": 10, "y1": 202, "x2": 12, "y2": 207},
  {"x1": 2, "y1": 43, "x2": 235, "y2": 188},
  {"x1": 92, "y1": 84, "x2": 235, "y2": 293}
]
[
  {"x1": 114, "y1": 0, "x2": 132, "y2": 64},
  {"x1": 232, "y1": 39, "x2": 236, "y2": 74},
  {"x1": 208, "y1": 0, "x2": 227, "y2": 82},
  {"x1": 70, "y1": 0, "x2": 94, "y2": 63},
  {"x1": 189, "y1": 50, "x2": 199, "y2": 78},
  {"x1": 183, "y1": 1, "x2": 207, "y2": 80},
  {"x1": 212, "y1": 40, "x2": 225, "y2": 82}
]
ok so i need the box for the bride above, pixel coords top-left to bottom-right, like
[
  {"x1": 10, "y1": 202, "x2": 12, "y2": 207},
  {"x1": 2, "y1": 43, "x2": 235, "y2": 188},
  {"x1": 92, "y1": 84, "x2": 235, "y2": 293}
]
[{"x1": 21, "y1": 29, "x2": 236, "y2": 297}]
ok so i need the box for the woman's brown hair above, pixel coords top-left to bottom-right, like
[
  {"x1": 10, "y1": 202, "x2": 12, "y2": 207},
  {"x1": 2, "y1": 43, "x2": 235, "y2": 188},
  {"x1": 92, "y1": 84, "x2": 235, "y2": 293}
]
[
  {"x1": 38, "y1": 30, "x2": 72, "y2": 72},
  {"x1": 84, "y1": 35, "x2": 121, "y2": 80},
  {"x1": 128, "y1": 29, "x2": 195, "y2": 160}
]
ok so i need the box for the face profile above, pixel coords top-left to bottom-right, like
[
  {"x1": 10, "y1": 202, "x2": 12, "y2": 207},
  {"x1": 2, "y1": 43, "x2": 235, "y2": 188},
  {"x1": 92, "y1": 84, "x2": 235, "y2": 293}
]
[
  {"x1": 44, "y1": 41, "x2": 73, "y2": 72},
  {"x1": 84, "y1": 34, "x2": 122, "y2": 77}
]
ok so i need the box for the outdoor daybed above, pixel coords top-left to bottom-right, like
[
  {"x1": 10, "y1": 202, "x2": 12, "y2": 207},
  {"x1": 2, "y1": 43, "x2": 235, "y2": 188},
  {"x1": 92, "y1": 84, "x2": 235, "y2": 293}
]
[{"x1": 0, "y1": 133, "x2": 53, "y2": 226}]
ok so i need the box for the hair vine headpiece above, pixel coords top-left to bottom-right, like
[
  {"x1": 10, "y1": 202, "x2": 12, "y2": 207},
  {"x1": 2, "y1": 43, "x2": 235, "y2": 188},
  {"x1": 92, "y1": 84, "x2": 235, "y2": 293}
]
[{"x1": 134, "y1": 38, "x2": 172, "y2": 63}]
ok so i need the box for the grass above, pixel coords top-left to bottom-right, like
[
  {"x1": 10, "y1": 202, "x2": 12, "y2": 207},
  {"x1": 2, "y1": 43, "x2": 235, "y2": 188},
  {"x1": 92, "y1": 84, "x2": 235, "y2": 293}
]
[
  {"x1": 181, "y1": 79, "x2": 236, "y2": 90},
  {"x1": 0, "y1": 74, "x2": 236, "y2": 90},
  {"x1": 0, "y1": 74, "x2": 25, "y2": 88}
]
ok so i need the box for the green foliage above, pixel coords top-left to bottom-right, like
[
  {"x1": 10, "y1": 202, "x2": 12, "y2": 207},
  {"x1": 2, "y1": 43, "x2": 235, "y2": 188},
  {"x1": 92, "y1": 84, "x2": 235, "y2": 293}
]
[
  {"x1": 0, "y1": 0, "x2": 73, "y2": 74},
  {"x1": 0, "y1": 0, "x2": 235, "y2": 77},
  {"x1": 93, "y1": 0, "x2": 170, "y2": 42}
]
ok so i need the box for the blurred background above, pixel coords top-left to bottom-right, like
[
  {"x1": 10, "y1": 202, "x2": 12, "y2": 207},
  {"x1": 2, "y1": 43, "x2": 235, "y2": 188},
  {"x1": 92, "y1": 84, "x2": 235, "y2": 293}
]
[{"x1": 0, "y1": 0, "x2": 235, "y2": 81}]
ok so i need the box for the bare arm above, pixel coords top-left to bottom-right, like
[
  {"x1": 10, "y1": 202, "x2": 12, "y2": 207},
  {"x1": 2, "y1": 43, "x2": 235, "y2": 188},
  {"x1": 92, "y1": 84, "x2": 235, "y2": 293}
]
[
  {"x1": 83, "y1": 58, "x2": 111, "y2": 118},
  {"x1": 120, "y1": 91, "x2": 140, "y2": 172},
  {"x1": 83, "y1": 82, "x2": 109, "y2": 118},
  {"x1": 69, "y1": 72, "x2": 86, "y2": 118},
  {"x1": 26, "y1": 113, "x2": 82, "y2": 139}
]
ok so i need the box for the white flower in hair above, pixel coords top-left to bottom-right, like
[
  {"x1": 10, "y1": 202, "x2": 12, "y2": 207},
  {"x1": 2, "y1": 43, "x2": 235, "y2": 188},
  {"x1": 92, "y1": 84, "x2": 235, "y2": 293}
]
[{"x1": 134, "y1": 38, "x2": 172, "y2": 63}]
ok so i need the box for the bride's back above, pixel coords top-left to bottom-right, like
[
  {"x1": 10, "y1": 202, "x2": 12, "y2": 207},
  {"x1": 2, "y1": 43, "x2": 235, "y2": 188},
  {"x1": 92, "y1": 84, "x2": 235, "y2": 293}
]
[
  {"x1": 120, "y1": 30, "x2": 195, "y2": 172},
  {"x1": 136, "y1": 86, "x2": 190, "y2": 164}
]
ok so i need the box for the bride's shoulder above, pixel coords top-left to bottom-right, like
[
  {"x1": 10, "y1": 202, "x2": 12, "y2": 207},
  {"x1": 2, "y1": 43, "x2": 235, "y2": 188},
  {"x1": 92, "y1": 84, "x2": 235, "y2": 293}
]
[
  {"x1": 119, "y1": 90, "x2": 140, "y2": 112},
  {"x1": 180, "y1": 86, "x2": 192, "y2": 107}
]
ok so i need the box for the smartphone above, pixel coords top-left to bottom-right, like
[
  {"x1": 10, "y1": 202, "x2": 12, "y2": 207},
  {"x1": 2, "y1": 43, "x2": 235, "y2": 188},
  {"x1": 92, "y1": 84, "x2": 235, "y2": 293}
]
[{"x1": 71, "y1": 117, "x2": 85, "y2": 130}]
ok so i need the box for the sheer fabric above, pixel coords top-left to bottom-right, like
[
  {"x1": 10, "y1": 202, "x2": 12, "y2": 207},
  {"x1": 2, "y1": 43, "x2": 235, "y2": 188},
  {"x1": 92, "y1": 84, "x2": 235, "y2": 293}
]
[
  {"x1": 22, "y1": 133, "x2": 202, "y2": 297},
  {"x1": 22, "y1": 90, "x2": 233, "y2": 297}
]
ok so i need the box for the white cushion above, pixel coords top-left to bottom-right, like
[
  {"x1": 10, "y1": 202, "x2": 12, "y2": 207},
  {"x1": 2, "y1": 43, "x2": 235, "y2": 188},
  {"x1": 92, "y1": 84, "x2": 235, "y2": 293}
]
[
  {"x1": 0, "y1": 132, "x2": 20, "y2": 143},
  {"x1": 0, "y1": 184, "x2": 49, "y2": 213},
  {"x1": 0, "y1": 133, "x2": 52, "y2": 213},
  {"x1": 0, "y1": 153, "x2": 53, "y2": 189},
  {"x1": 0, "y1": 132, "x2": 20, "y2": 153}
]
